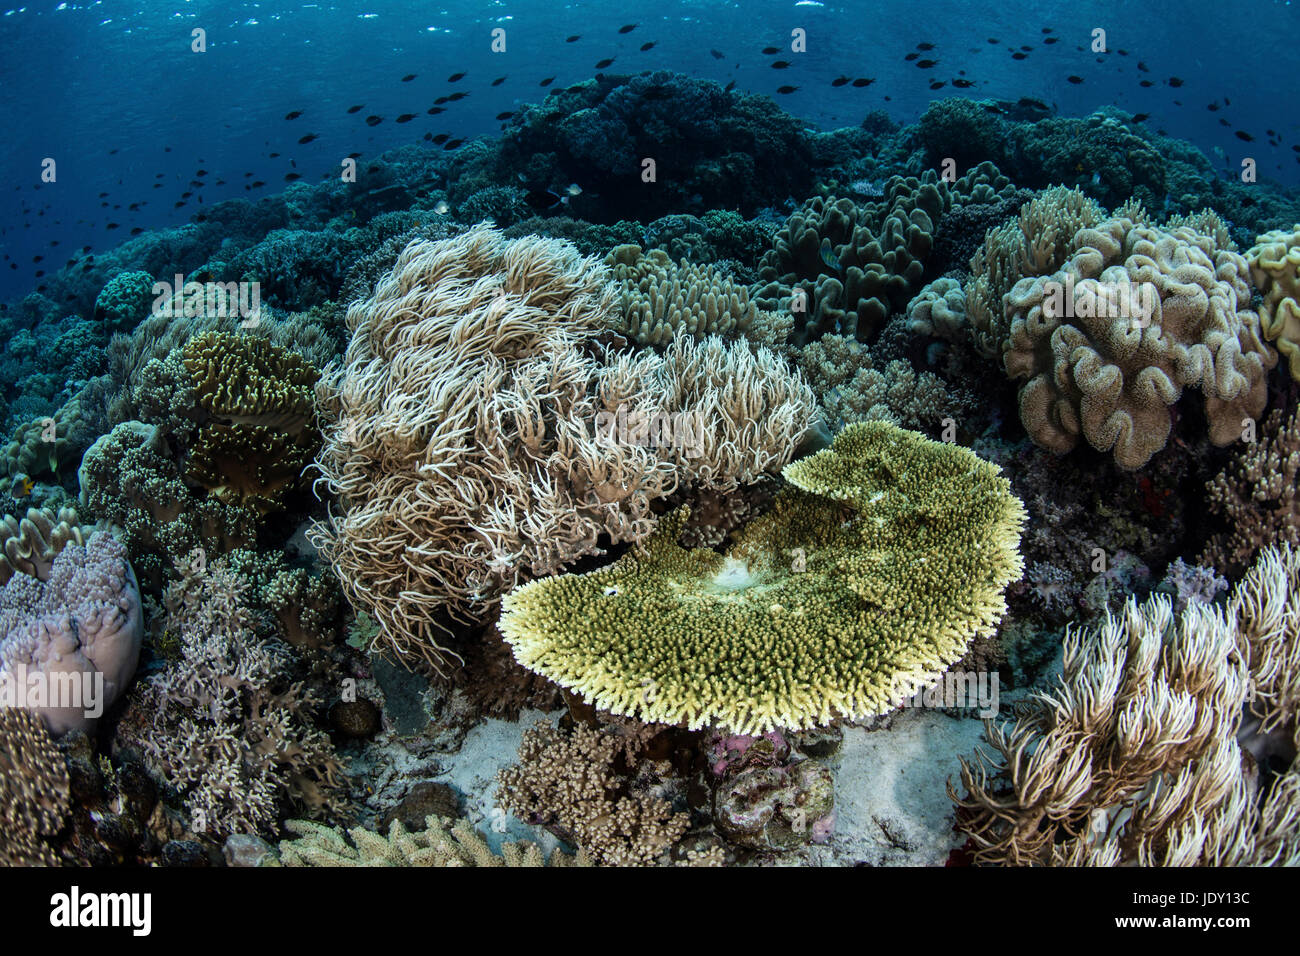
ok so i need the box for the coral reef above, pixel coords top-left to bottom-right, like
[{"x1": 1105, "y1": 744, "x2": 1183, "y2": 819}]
[
  {"x1": 500, "y1": 421, "x2": 1025, "y2": 734},
  {"x1": 117, "y1": 554, "x2": 345, "y2": 840},
  {"x1": 0, "y1": 706, "x2": 70, "y2": 865},
  {"x1": 277, "y1": 814, "x2": 589, "y2": 866},
  {"x1": 0, "y1": 505, "x2": 86, "y2": 584},
  {"x1": 311, "y1": 223, "x2": 813, "y2": 669},
  {"x1": 497, "y1": 719, "x2": 688, "y2": 866},
  {"x1": 1201, "y1": 404, "x2": 1300, "y2": 576},
  {"x1": 0, "y1": 531, "x2": 143, "y2": 734},
  {"x1": 1247, "y1": 227, "x2": 1300, "y2": 381},
  {"x1": 1004, "y1": 216, "x2": 1276, "y2": 468},
  {"x1": 951, "y1": 545, "x2": 1300, "y2": 865},
  {"x1": 754, "y1": 175, "x2": 948, "y2": 345}
]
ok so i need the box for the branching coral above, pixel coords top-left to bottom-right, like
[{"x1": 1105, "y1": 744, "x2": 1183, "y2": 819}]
[
  {"x1": 119, "y1": 555, "x2": 345, "y2": 840},
  {"x1": 278, "y1": 814, "x2": 589, "y2": 867},
  {"x1": 497, "y1": 720, "x2": 688, "y2": 866},
  {"x1": 1246, "y1": 226, "x2": 1300, "y2": 381},
  {"x1": 951, "y1": 545, "x2": 1300, "y2": 866},
  {"x1": 798, "y1": 334, "x2": 956, "y2": 431},
  {"x1": 500, "y1": 421, "x2": 1025, "y2": 734},
  {"x1": 310, "y1": 223, "x2": 812, "y2": 670},
  {"x1": 1201, "y1": 404, "x2": 1300, "y2": 577},
  {"x1": 754, "y1": 175, "x2": 948, "y2": 345},
  {"x1": 0, "y1": 706, "x2": 70, "y2": 865},
  {"x1": 1004, "y1": 216, "x2": 1277, "y2": 469}
]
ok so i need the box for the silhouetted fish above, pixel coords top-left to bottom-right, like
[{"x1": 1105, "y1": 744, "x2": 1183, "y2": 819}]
[
  {"x1": 1067, "y1": 75, "x2": 1083, "y2": 84},
  {"x1": 917, "y1": 59, "x2": 937, "y2": 68},
  {"x1": 285, "y1": 172, "x2": 301, "y2": 181},
  {"x1": 772, "y1": 60, "x2": 791, "y2": 68},
  {"x1": 448, "y1": 72, "x2": 466, "y2": 82},
  {"x1": 952, "y1": 78, "x2": 974, "y2": 88},
  {"x1": 851, "y1": 77, "x2": 874, "y2": 87},
  {"x1": 298, "y1": 133, "x2": 318, "y2": 144},
  {"x1": 640, "y1": 41, "x2": 655, "y2": 51},
  {"x1": 762, "y1": 46, "x2": 780, "y2": 55},
  {"x1": 710, "y1": 49, "x2": 725, "y2": 59},
  {"x1": 496, "y1": 111, "x2": 515, "y2": 120},
  {"x1": 402, "y1": 74, "x2": 416, "y2": 82},
  {"x1": 776, "y1": 85, "x2": 798, "y2": 94},
  {"x1": 1236, "y1": 130, "x2": 1254, "y2": 142},
  {"x1": 285, "y1": 110, "x2": 303, "y2": 120},
  {"x1": 595, "y1": 58, "x2": 614, "y2": 68},
  {"x1": 444, "y1": 138, "x2": 465, "y2": 150},
  {"x1": 428, "y1": 106, "x2": 445, "y2": 114},
  {"x1": 366, "y1": 115, "x2": 383, "y2": 126},
  {"x1": 917, "y1": 42, "x2": 935, "y2": 50},
  {"x1": 1168, "y1": 77, "x2": 1183, "y2": 87},
  {"x1": 491, "y1": 76, "x2": 506, "y2": 86},
  {"x1": 347, "y1": 104, "x2": 364, "y2": 113},
  {"x1": 566, "y1": 35, "x2": 580, "y2": 42},
  {"x1": 540, "y1": 76, "x2": 555, "y2": 86},
  {"x1": 618, "y1": 23, "x2": 637, "y2": 33},
  {"x1": 831, "y1": 76, "x2": 850, "y2": 87},
  {"x1": 1012, "y1": 52, "x2": 1027, "y2": 60},
  {"x1": 396, "y1": 114, "x2": 416, "y2": 123}
]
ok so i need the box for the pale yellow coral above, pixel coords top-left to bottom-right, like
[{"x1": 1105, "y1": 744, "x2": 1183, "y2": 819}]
[{"x1": 500, "y1": 422, "x2": 1025, "y2": 734}]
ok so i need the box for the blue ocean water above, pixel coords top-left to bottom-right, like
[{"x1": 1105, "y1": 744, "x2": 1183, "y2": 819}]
[{"x1": 2, "y1": 0, "x2": 1298, "y2": 301}]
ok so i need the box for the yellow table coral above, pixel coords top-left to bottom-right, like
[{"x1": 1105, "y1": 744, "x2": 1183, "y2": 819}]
[{"x1": 499, "y1": 421, "x2": 1026, "y2": 734}]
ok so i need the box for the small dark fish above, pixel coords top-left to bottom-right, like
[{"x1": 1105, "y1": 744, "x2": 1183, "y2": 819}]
[
  {"x1": 776, "y1": 85, "x2": 798, "y2": 94},
  {"x1": 1132, "y1": 113, "x2": 1149, "y2": 122},
  {"x1": 987, "y1": 38, "x2": 999, "y2": 44},
  {"x1": 269, "y1": 153, "x2": 281, "y2": 158},
  {"x1": 952, "y1": 78, "x2": 974, "y2": 88},
  {"x1": 831, "y1": 76, "x2": 850, "y2": 87},
  {"x1": 1236, "y1": 130, "x2": 1254, "y2": 142},
  {"x1": 285, "y1": 172, "x2": 302, "y2": 181},
  {"x1": 1020, "y1": 45, "x2": 1033, "y2": 51},
  {"x1": 427, "y1": 106, "x2": 446, "y2": 114},
  {"x1": 285, "y1": 110, "x2": 303, "y2": 120},
  {"x1": 432, "y1": 133, "x2": 450, "y2": 144},
  {"x1": 251, "y1": 181, "x2": 265, "y2": 188},
  {"x1": 929, "y1": 80, "x2": 945, "y2": 90},
  {"x1": 1012, "y1": 52, "x2": 1027, "y2": 60},
  {"x1": 108, "y1": 148, "x2": 119, "y2": 155},
  {"x1": 448, "y1": 92, "x2": 470, "y2": 102},
  {"x1": 1043, "y1": 36, "x2": 1059, "y2": 45},
  {"x1": 595, "y1": 58, "x2": 614, "y2": 69},
  {"x1": 130, "y1": 227, "x2": 143, "y2": 236},
  {"x1": 98, "y1": 191, "x2": 108, "y2": 198},
  {"x1": 434, "y1": 95, "x2": 449, "y2": 104},
  {"x1": 366, "y1": 115, "x2": 383, "y2": 126},
  {"x1": 618, "y1": 23, "x2": 636, "y2": 33},
  {"x1": 1168, "y1": 77, "x2": 1184, "y2": 87},
  {"x1": 818, "y1": 239, "x2": 840, "y2": 272},
  {"x1": 1042, "y1": 26, "x2": 1054, "y2": 33},
  {"x1": 491, "y1": 76, "x2": 506, "y2": 86},
  {"x1": 347, "y1": 104, "x2": 364, "y2": 113},
  {"x1": 539, "y1": 76, "x2": 555, "y2": 86},
  {"x1": 1138, "y1": 61, "x2": 1150, "y2": 72},
  {"x1": 1224, "y1": 97, "x2": 1231, "y2": 105},
  {"x1": 710, "y1": 49, "x2": 725, "y2": 59},
  {"x1": 31, "y1": 255, "x2": 41, "y2": 263},
  {"x1": 1117, "y1": 49, "x2": 1129, "y2": 56},
  {"x1": 640, "y1": 41, "x2": 655, "y2": 51},
  {"x1": 917, "y1": 42, "x2": 935, "y2": 50},
  {"x1": 448, "y1": 72, "x2": 466, "y2": 82},
  {"x1": 1139, "y1": 80, "x2": 1153, "y2": 88},
  {"x1": 496, "y1": 111, "x2": 515, "y2": 120},
  {"x1": 772, "y1": 60, "x2": 791, "y2": 68},
  {"x1": 724, "y1": 80, "x2": 736, "y2": 92},
  {"x1": 762, "y1": 46, "x2": 780, "y2": 55},
  {"x1": 566, "y1": 35, "x2": 580, "y2": 43},
  {"x1": 402, "y1": 74, "x2": 417, "y2": 82},
  {"x1": 396, "y1": 113, "x2": 416, "y2": 123},
  {"x1": 297, "y1": 133, "x2": 318, "y2": 144},
  {"x1": 916, "y1": 59, "x2": 937, "y2": 68},
  {"x1": 851, "y1": 77, "x2": 874, "y2": 87},
  {"x1": 444, "y1": 138, "x2": 465, "y2": 150},
  {"x1": 1067, "y1": 75, "x2": 1083, "y2": 84},
  {"x1": 905, "y1": 52, "x2": 919, "y2": 61},
  {"x1": 348, "y1": 152, "x2": 362, "y2": 158}
]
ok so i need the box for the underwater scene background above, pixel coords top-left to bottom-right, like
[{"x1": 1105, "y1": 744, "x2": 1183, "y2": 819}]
[{"x1": 0, "y1": 0, "x2": 1298, "y2": 870}]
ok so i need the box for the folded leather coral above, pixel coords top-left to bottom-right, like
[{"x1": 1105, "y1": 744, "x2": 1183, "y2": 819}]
[
  {"x1": 499, "y1": 421, "x2": 1026, "y2": 735},
  {"x1": 1247, "y1": 226, "x2": 1300, "y2": 382},
  {"x1": 1003, "y1": 215, "x2": 1277, "y2": 469}
]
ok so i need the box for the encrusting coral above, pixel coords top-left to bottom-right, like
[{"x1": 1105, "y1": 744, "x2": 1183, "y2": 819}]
[
  {"x1": 497, "y1": 719, "x2": 688, "y2": 866},
  {"x1": 0, "y1": 706, "x2": 71, "y2": 865},
  {"x1": 1003, "y1": 215, "x2": 1277, "y2": 469},
  {"x1": 499, "y1": 421, "x2": 1025, "y2": 734},
  {"x1": 277, "y1": 814, "x2": 590, "y2": 867},
  {"x1": 951, "y1": 544, "x2": 1300, "y2": 866},
  {"x1": 1246, "y1": 226, "x2": 1300, "y2": 382},
  {"x1": 311, "y1": 223, "x2": 813, "y2": 670}
]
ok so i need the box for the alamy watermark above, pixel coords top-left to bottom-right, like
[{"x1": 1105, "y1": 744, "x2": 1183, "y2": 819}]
[
  {"x1": 594, "y1": 404, "x2": 704, "y2": 459},
  {"x1": 0, "y1": 665, "x2": 104, "y2": 721},
  {"x1": 892, "y1": 670, "x2": 1000, "y2": 718},
  {"x1": 151, "y1": 274, "x2": 262, "y2": 326},
  {"x1": 1040, "y1": 276, "x2": 1158, "y2": 328}
]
